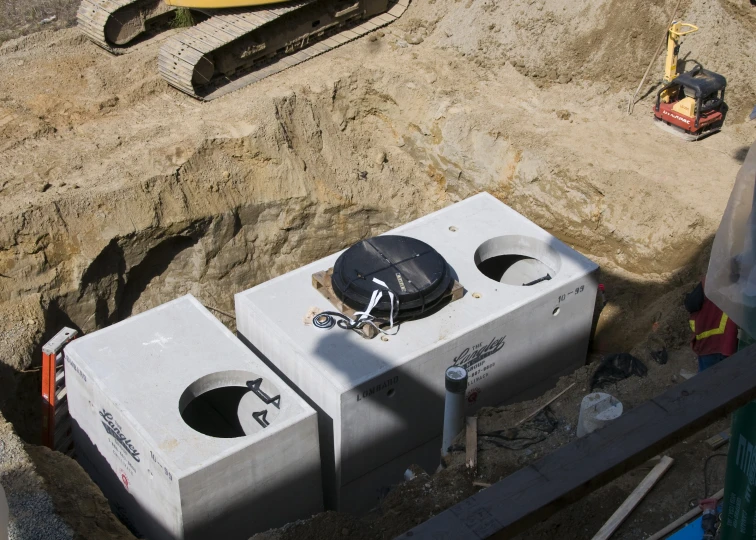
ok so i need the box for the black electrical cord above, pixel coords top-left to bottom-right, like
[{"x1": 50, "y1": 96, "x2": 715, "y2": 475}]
[
  {"x1": 703, "y1": 453, "x2": 728, "y2": 500},
  {"x1": 686, "y1": 452, "x2": 728, "y2": 509}
]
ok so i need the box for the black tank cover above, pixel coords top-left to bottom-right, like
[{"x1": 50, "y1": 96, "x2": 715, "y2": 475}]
[{"x1": 331, "y1": 235, "x2": 453, "y2": 319}]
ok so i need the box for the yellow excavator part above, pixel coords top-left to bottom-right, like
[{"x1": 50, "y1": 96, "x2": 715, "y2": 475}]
[{"x1": 164, "y1": 0, "x2": 285, "y2": 6}]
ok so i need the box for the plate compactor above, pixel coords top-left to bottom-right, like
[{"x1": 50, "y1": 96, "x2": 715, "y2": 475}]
[{"x1": 652, "y1": 22, "x2": 727, "y2": 141}]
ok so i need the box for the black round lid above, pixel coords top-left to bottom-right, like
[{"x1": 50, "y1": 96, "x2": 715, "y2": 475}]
[{"x1": 332, "y1": 235, "x2": 453, "y2": 319}]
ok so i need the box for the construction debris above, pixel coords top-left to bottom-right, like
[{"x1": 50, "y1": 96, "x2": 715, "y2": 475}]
[
  {"x1": 591, "y1": 353, "x2": 648, "y2": 390},
  {"x1": 577, "y1": 393, "x2": 623, "y2": 438},
  {"x1": 705, "y1": 429, "x2": 731, "y2": 450},
  {"x1": 516, "y1": 383, "x2": 576, "y2": 426},
  {"x1": 647, "y1": 489, "x2": 725, "y2": 540},
  {"x1": 591, "y1": 456, "x2": 674, "y2": 540}
]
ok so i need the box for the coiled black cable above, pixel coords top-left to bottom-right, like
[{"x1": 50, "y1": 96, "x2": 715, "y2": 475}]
[
  {"x1": 313, "y1": 311, "x2": 354, "y2": 330},
  {"x1": 312, "y1": 311, "x2": 395, "y2": 334}
]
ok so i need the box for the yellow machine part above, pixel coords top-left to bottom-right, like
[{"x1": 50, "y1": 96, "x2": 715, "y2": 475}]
[
  {"x1": 164, "y1": 0, "x2": 286, "y2": 6},
  {"x1": 664, "y1": 21, "x2": 699, "y2": 82},
  {"x1": 672, "y1": 96, "x2": 696, "y2": 117},
  {"x1": 661, "y1": 21, "x2": 699, "y2": 104},
  {"x1": 672, "y1": 98, "x2": 696, "y2": 118}
]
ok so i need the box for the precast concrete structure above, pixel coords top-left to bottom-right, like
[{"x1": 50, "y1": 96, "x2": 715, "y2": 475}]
[
  {"x1": 63, "y1": 295, "x2": 322, "y2": 540},
  {"x1": 235, "y1": 192, "x2": 600, "y2": 512}
]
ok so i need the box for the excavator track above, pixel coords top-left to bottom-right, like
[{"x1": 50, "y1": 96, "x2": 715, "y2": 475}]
[
  {"x1": 77, "y1": 0, "x2": 176, "y2": 53},
  {"x1": 158, "y1": 0, "x2": 409, "y2": 100}
]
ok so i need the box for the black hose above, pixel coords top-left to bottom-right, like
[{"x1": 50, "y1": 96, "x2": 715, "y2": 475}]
[{"x1": 704, "y1": 453, "x2": 728, "y2": 499}]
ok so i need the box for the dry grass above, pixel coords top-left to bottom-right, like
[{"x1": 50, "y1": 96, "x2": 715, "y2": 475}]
[
  {"x1": 0, "y1": 0, "x2": 79, "y2": 44},
  {"x1": 171, "y1": 7, "x2": 194, "y2": 28}
]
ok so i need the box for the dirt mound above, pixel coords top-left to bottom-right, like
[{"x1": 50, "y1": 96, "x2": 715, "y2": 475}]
[
  {"x1": 411, "y1": 0, "x2": 756, "y2": 119},
  {"x1": 25, "y1": 445, "x2": 135, "y2": 540}
]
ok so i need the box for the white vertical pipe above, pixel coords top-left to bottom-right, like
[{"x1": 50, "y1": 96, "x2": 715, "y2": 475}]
[{"x1": 441, "y1": 366, "x2": 468, "y2": 459}]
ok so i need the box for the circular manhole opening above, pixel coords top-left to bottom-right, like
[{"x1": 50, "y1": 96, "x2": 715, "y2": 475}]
[
  {"x1": 474, "y1": 235, "x2": 562, "y2": 286},
  {"x1": 179, "y1": 370, "x2": 281, "y2": 438}
]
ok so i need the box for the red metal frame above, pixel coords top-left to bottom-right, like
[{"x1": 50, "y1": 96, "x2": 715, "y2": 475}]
[
  {"x1": 41, "y1": 327, "x2": 78, "y2": 449},
  {"x1": 653, "y1": 102, "x2": 724, "y2": 135}
]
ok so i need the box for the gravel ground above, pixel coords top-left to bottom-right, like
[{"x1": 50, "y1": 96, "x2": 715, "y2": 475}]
[
  {"x1": 0, "y1": 415, "x2": 72, "y2": 540},
  {"x1": 0, "y1": 0, "x2": 78, "y2": 44}
]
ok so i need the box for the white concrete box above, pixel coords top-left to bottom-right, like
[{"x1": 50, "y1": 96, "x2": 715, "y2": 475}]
[
  {"x1": 235, "y1": 192, "x2": 599, "y2": 512},
  {"x1": 64, "y1": 295, "x2": 322, "y2": 540}
]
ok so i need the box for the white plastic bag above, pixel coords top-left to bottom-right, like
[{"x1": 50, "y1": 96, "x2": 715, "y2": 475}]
[{"x1": 706, "y1": 139, "x2": 756, "y2": 336}]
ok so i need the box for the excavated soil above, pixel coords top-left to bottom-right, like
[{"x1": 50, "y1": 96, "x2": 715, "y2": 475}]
[{"x1": 1, "y1": 0, "x2": 755, "y2": 537}]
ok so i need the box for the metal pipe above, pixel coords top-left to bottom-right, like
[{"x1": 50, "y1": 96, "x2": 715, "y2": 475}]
[{"x1": 441, "y1": 366, "x2": 468, "y2": 459}]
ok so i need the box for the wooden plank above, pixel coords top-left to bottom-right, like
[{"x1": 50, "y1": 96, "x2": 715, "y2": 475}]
[
  {"x1": 466, "y1": 417, "x2": 477, "y2": 472},
  {"x1": 646, "y1": 488, "x2": 724, "y2": 540},
  {"x1": 399, "y1": 345, "x2": 756, "y2": 540},
  {"x1": 516, "y1": 382, "x2": 575, "y2": 426},
  {"x1": 591, "y1": 456, "x2": 674, "y2": 540}
]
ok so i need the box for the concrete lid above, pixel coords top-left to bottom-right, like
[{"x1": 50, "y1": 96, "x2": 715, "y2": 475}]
[
  {"x1": 64, "y1": 295, "x2": 314, "y2": 476},
  {"x1": 236, "y1": 192, "x2": 599, "y2": 391}
]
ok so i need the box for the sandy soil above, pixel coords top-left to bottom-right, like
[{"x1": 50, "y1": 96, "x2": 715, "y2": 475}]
[
  {"x1": 0, "y1": 0, "x2": 78, "y2": 45},
  {"x1": 0, "y1": 0, "x2": 755, "y2": 537}
]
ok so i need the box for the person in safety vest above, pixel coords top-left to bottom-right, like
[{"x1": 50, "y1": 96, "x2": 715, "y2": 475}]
[{"x1": 685, "y1": 279, "x2": 738, "y2": 371}]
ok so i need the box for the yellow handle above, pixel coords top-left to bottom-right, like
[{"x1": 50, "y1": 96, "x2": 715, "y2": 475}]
[{"x1": 670, "y1": 22, "x2": 699, "y2": 37}]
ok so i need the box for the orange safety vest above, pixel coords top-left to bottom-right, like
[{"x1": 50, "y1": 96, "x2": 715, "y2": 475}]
[{"x1": 689, "y1": 298, "x2": 738, "y2": 357}]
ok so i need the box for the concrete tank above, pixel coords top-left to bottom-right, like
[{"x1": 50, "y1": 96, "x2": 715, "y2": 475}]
[
  {"x1": 64, "y1": 295, "x2": 322, "y2": 540},
  {"x1": 235, "y1": 192, "x2": 600, "y2": 512}
]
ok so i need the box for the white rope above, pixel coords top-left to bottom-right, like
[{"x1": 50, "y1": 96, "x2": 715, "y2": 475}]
[{"x1": 354, "y1": 278, "x2": 398, "y2": 329}]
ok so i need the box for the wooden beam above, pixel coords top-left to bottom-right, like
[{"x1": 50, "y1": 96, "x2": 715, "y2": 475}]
[
  {"x1": 646, "y1": 488, "x2": 724, "y2": 540},
  {"x1": 591, "y1": 456, "x2": 674, "y2": 540},
  {"x1": 466, "y1": 417, "x2": 478, "y2": 472},
  {"x1": 398, "y1": 345, "x2": 756, "y2": 540}
]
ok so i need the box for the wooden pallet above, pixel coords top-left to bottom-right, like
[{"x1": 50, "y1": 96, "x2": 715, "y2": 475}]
[{"x1": 311, "y1": 268, "x2": 464, "y2": 339}]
